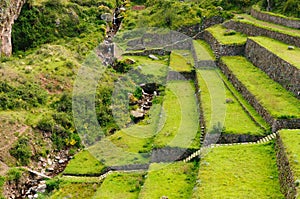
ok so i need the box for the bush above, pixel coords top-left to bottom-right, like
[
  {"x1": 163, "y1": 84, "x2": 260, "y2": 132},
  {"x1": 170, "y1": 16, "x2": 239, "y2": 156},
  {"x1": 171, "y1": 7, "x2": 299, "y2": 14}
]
[
  {"x1": 9, "y1": 137, "x2": 32, "y2": 165},
  {"x1": 7, "y1": 168, "x2": 23, "y2": 182}
]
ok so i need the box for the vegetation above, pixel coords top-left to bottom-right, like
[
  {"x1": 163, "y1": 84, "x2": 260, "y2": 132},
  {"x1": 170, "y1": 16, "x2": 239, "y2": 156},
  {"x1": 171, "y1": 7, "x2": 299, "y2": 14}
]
[
  {"x1": 206, "y1": 24, "x2": 247, "y2": 45},
  {"x1": 9, "y1": 137, "x2": 32, "y2": 165},
  {"x1": 63, "y1": 150, "x2": 106, "y2": 176},
  {"x1": 279, "y1": 129, "x2": 300, "y2": 180},
  {"x1": 193, "y1": 40, "x2": 215, "y2": 61},
  {"x1": 94, "y1": 172, "x2": 145, "y2": 199},
  {"x1": 169, "y1": 51, "x2": 194, "y2": 72},
  {"x1": 192, "y1": 143, "x2": 284, "y2": 198},
  {"x1": 250, "y1": 36, "x2": 300, "y2": 69},
  {"x1": 197, "y1": 69, "x2": 266, "y2": 135},
  {"x1": 139, "y1": 162, "x2": 198, "y2": 199},
  {"x1": 221, "y1": 56, "x2": 300, "y2": 119},
  {"x1": 259, "y1": 0, "x2": 300, "y2": 18},
  {"x1": 234, "y1": 14, "x2": 300, "y2": 37}
]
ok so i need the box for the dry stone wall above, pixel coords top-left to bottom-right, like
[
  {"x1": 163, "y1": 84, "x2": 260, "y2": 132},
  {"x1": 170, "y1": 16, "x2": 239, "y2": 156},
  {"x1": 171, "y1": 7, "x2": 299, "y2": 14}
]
[
  {"x1": 223, "y1": 20, "x2": 300, "y2": 48},
  {"x1": 0, "y1": 0, "x2": 26, "y2": 56},
  {"x1": 202, "y1": 29, "x2": 245, "y2": 59},
  {"x1": 251, "y1": 7, "x2": 300, "y2": 29},
  {"x1": 275, "y1": 135, "x2": 297, "y2": 199},
  {"x1": 245, "y1": 38, "x2": 300, "y2": 99}
]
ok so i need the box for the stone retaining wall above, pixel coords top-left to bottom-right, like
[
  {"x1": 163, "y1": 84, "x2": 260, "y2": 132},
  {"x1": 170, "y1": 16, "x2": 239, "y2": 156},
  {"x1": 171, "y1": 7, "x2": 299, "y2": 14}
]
[
  {"x1": 275, "y1": 135, "x2": 297, "y2": 199},
  {"x1": 245, "y1": 38, "x2": 300, "y2": 98},
  {"x1": 217, "y1": 134, "x2": 263, "y2": 144},
  {"x1": 223, "y1": 20, "x2": 300, "y2": 48},
  {"x1": 123, "y1": 49, "x2": 171, "y2": 56},
  {"x1": 167, "y1": 70, "x2": 195, "y2": 81},
  {"x1": 251, "y1": 7, "x2": 300, "y2": 29},
  {"x1": 218, "y1": 59, "x2": 300, "y2": 132},
  {"x1": 150, "y1": 147, "x2": 196, "y2": 163},
  {"x1": 202, "y1": 30, "x2": 245, "y2": 59}
]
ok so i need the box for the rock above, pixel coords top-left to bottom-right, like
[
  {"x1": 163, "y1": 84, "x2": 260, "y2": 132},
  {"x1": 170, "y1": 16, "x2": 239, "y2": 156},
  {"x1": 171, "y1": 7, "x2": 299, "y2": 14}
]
[
  {"x1": 34, "y1": 194, "x2": 38, "y2": 199},
  {"x1": 288, "y1": 46, "x2": 295, "y2": 50},
  {"x1": 58, "y1": 159, "x2": 65, "y2": 164},
  {"x1": 161, "y1": 196, "x2": 168, "y2": 199},
  {"x1": 47, "y1": 158, "x2": 53, "y2": 165},
  {"x1": 25, "y1": 66, "x2": 33, "y2": 73},
  {"x1": 28, "y1": 195, "x2": 33, "y2": 199},
  {"x1": 124, "y1": 58, "x2": 135, "y2": 64},
  {"x1": 225, "y1": 98, "x2": 234, "y2": 103},
  {"x1": 131, "y1": 110, "x2": 144, "y2": 118},
  {"x1": 237, "y1": 16, "x2": 244, "y2": 19},
  {"x1": 137, "y1": 65, "x2": 142, "y2": 70},
  {"x1": 148, "y1": 54, "x2": 159, "y2": 60},
  {"x1": 47, "y1": 167, "x2": 54, "y2": 172},
  {"x1": 36, "y1": 184, "x2": 47, "y2": 193}
]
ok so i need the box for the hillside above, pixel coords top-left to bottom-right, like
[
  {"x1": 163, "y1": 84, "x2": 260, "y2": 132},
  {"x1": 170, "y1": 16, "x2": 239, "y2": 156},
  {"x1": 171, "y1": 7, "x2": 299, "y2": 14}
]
[{"x1": 0, "y1": 0, "x2": 299, "y2": 198}]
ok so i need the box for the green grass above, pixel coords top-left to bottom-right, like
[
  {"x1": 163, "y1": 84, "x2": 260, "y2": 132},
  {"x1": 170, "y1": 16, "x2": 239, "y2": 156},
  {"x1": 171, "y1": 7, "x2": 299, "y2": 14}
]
[
  {"x1": 250, "y1": 36, "x2": 300, "y2": 69},
  {"x1": 234, "y1": 14, "x2": 300, "y2": 37},
  {"x1": 221, "y1": 56, "x2": 300, "y2": 119},
  {"x1": 192, "y1": 143, "x2": 284, "y2": 199},
  {"x1": 94, "y1": 172, "x2": 145, "y2": 199},
  {"x1": 193, "y1": 40, "x2": 215, "y2": 61},
  {"x1": 197, "y1": 70, "x2": 265, "y2": 135},
  {"x1": 139, "y1": 162, "x2": 198, "y2": 199},
  {"x1": 206, "y1": 24, "x2": 247, "y2": 45},
  {"x1": 49, "y1": 182, "x2": 100, "y2": 199},
  {"x1": 279, "y1": 129, "x2": 300, "y2": 183},
  {"x1": 63, "y1": 150, "x2": 106, "y2": 176},
  {"x1": 252, "y1": 5, "x2": 300, "y2": 21},
  {"x1": 153, "y1": 81, "x2": 199, "y2": 148},
  {"x1": 169, "y1": 51, "x2": 193, "y2": 72}
]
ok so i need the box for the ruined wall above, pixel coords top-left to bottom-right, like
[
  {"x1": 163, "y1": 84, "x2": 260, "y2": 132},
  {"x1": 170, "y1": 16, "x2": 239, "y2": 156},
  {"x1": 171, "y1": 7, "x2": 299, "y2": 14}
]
[
  {"x1": 202, "y1": 29, "x2": 245, "y2": 59},
  {"x1": 218, "y1": 60, "x2": 300, "y2": 132},
  {"x1": 251, "y1": 7, "x2": 300, "y2": 29},
  {"x1": 275, "y1": 135, "x2": 297, "y2": 199},
  {"x1": 0, "y1": 0, "x2": 26, "y2": 56},
  {"x1": 223, "y1": 20, "x2": 300, "y2": 48},
  {"x1": 245, "y1": 38, "x2": 300, "y2": 99}
]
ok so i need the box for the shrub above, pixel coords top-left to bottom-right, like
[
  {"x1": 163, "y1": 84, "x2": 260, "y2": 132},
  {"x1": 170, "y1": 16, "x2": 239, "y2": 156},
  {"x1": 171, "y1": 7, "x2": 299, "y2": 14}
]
[{"x1": 9, "y1": 137, "x2": 32, "y2": 165}]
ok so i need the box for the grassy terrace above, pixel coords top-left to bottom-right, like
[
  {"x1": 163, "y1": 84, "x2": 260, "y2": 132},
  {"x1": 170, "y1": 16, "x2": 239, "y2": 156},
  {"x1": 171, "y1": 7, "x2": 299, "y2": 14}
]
[
  {"x1": 197, "y1": 70, "x2": 266, "y2": 135},
  {"x1": 192, "y1": 143, "x2": 284, "y2": 198},
  {"x1": 64, "y1": 150, "x2": 106, "y2": 176},
  {"x1": 95, "y1": 172, "x2": 145, "y2": 199},
  {"x1": 206, "y1": 24, "x2": 247, "y2": 45},
  {"x1": 139, "y1": 162, "x2": 197, "y2": 198},
  {"x1": 249, "y1": 36, "x2": 300, "y2": 69},
  {"x1": 50, "y1": 183, "x2": 100, "y2": 199},
  {"x1": 279, "y1": 129, "x2": 300, "y2": 184},
  {"x1": 221, "y1": 56, "x2": 300, "y2": 119},
  {"x1": 169, "y1": 51, "x2": 194, "y2": 72},
  {"x1": 153, "y1": 81, "x2": 199, "y2": 148},
  {"x1": 234, "y1": 14, "x2": 300, "y2": 37},
  {"x1": 193, "y1": 40, "x2": 215, "y2": 61}
]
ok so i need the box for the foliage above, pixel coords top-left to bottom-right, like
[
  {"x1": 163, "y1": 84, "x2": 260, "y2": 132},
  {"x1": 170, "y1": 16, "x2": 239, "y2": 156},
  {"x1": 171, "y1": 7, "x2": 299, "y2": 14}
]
[
  {"x1": 261, "y1": 0, "x2": 300, "y2": 17},
  {"x1": 9, "y1": 137, "x2": 32, "y2": 165},
  {"x1": 206, "y1": 25, "x2": 247, "y2": 45},
  {"x1": 169, "y1": 51, "x2": 193, "y2": 72},
  {"x1": 133, "y1": 86, "x2": 143, "y2": 99},
  {"x1": 0, "y1": 82, "x2": 48, "y2": 111},
  {"x1": 6, "y1": 168, "x2": 24, "y2": 182},
  {"x1": 46, "y1": 178, "x2": 62, "y2": 192}
]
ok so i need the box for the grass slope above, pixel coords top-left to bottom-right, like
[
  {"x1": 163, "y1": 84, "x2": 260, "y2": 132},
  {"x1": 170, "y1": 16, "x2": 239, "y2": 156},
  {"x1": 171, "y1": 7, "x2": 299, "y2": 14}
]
[
  {"x1": 193, "y1": 40, "x2": 215, "y2": 61},
  {"x1": 221, "y1": 56, "x2": 300, "y2": 119},
  {"x1": 250, "y1": 36, "x2": 300, "y2": 69},
  {"x1": 139, "y1": 162, "x2": 197, "y2": 199},
  {"x1": 153, "y1": 81, "x2": 199, "y2": 148},
  {"x1": 95, "y1": 172, "x2": 145, "y2": 199},
  {"x1": 49, "y1": 183, "x2": 100, "y2": 199},
  {"x1": 169, "y1": 51, "x2": 194, "y2": 72},
  {"x1": 63, "y1": 150, "x2": 106, "y2": 176},
  {"x1": 192, "y1": 143, "x2": 284, "y2": 199},
  {"x1": 206, "y1": 24, "x2": 247, "y2": 45}
]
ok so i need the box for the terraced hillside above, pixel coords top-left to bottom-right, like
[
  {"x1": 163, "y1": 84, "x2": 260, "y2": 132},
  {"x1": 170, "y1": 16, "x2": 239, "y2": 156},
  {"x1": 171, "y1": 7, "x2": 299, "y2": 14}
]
[{"x1": 1, "y1": 0, "x2": 300, "y2": 198}]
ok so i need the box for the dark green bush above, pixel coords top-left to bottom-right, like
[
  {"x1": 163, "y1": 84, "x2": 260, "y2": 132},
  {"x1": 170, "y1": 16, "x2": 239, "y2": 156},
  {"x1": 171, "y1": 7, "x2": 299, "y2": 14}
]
[{"x1": 9, "y1": 137, "x2": 32, "y2": 165}]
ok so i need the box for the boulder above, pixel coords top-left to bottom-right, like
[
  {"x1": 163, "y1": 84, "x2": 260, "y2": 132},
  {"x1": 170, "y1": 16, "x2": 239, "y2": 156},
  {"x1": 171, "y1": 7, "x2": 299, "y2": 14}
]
[
  {"x1": 149, "y1": 54, "x2": 159, "y2": 60},
  {"x1": 288, "y1": 46, "x2": 295, "y2": 50}
]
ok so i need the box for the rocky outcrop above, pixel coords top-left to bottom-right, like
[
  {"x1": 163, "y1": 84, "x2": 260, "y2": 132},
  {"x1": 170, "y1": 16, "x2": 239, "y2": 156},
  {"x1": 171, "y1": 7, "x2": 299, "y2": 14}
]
[
  {"x1": 245, "y1": 38, "x2": 300, "y2": 99},
  {"x1": 251, "y1": 7, "x2": 300, "y2": 29},
  {"x1": 0, "y1": 0, "x2": 26, "y2": 56}
]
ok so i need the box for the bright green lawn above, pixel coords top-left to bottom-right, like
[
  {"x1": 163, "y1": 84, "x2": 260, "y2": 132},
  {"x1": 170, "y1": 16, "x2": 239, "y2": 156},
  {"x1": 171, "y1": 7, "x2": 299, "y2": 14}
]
[
  {"x1": 279, "y1": 129, "x2": 300, "y2": 182},
  {"x1": 50, "y1": 183, "x2": 99, "y2": 199},
  {"x1": 169, "y1": 51, "x2": 193, "y2": 72},
  {"x1": 235, "y1": 14, "x2": 300, "y2": 37},
  {"x1": 94, "y1": 172, "x2": 145, "y2": 199},
  {"x1": 139, "y1": 162, "x2": 197, "y2": 199},
  {"x1": 193, "y1": 40, "x2": 215, "y2": 61},
  {"x1": 153, "y1": 81, "x2": 199, "y2": 148},
  {"x1": 192, "y1": 143, "x2": 284, "y2": 199},
  {"x1": 250, "y1": 36, "x2": 300, "y2": 69},
  {"x1": 197, "y1": 70, "x2": 265, "y2": 135},
  {"x1": 206, "y1": 24, "x2": 247, "y2": 45},
  {"x1": 221, "y1": 56, "x2": 300, "y2": 118},
  {"x1": 63, "y1": 150, "x2": 106, "y2": 176}
]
